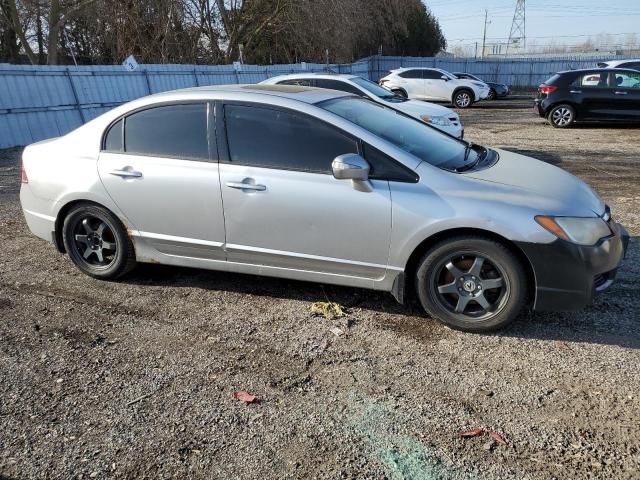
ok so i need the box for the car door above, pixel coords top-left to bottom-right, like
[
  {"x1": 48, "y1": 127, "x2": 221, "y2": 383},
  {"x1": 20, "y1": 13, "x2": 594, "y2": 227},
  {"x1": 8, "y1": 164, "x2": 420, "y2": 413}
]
[
  {"x1": 610, "y1": 70, "x2": 640, "y2": 119},
  {"x1": 97, "y1": 102, "x2": 226, "y2": 260},
  {"x1": 217, "y1": 102, "x2": 392, "y2": 280},
  {"x1": 422, "y1": 69, "x2": 450, "y2": 101},
  {"x1": 573, "y1": 71, "x2": 618, "y2": 119},
  {"x1": 396, "y1": 69, "x2": 425, "y2": 98}
]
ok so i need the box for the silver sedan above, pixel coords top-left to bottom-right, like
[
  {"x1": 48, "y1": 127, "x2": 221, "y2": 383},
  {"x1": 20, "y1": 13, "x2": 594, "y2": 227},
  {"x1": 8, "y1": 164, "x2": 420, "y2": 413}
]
[{"x1": 20, "y1": 85, "x2": 628, "y2": 332}]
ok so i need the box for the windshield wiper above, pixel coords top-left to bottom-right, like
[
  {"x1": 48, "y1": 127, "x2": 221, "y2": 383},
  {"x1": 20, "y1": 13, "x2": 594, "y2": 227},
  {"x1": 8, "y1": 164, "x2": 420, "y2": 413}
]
[{"x1": 456, "y1": 142, "x2": 481, "y2": 172}]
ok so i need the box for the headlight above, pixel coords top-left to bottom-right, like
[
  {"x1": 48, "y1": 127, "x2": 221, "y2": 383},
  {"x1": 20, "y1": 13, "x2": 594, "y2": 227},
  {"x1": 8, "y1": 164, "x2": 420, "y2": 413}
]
[
  {"x1": 535, "y1": 216, "x2": 612, "y2": 245},
  {"x1": 421, "y1": 115, "x2": 451, "y2": 126},
  {"x1": 472, "y1": 82, "x2": 486, "y2": 88}
]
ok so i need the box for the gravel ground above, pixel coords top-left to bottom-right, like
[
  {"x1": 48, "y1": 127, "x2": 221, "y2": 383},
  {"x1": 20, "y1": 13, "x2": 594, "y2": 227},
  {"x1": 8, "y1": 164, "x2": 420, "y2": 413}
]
[{"x1": 1, "y1": 97, "x2": 639, "y2": 480}]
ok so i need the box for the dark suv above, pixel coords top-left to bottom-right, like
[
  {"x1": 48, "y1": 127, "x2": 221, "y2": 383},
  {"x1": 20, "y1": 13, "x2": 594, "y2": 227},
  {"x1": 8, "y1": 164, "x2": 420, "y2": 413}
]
[{"x1": 534, "y1": 68, "x2": 640, "y2": 128}]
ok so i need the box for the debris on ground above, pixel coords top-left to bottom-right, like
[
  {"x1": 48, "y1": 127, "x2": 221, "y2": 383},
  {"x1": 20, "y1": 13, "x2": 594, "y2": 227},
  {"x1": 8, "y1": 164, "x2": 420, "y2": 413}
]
[
  {"x1": 233, "y1": 390, "x2": 259, "y2": 404},
  {"x1": 329, "y1": 327, "x2": 344, "y2": 337},
  {"x1": 459, "y1": 428, "x2": 508, "y2": 446},
  {"x1": 310, "y1": 301, "x2": 345, "y2": 320}
]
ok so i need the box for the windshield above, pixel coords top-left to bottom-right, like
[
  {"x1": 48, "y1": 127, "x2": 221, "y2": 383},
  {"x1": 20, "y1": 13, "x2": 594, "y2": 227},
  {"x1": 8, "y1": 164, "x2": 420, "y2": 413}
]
[
  {"x1": 319, "y1": 97, "x2": 479, "y2": 171},
  {"x1": 350, "y1": 77, "x2": 396, "y2": 99}
]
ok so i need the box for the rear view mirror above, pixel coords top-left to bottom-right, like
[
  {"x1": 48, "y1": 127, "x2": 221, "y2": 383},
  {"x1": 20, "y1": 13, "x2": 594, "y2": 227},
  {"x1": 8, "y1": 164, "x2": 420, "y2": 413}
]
[
  {"x1": 331, "y1": 154, "x2": 370, "y2": 181},
  {"x1": 440, "y1": 75, "x2": 449, "y2": 81}
]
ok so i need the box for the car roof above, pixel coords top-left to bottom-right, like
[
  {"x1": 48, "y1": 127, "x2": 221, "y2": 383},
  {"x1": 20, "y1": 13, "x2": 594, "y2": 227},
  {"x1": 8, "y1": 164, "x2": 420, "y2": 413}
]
[
  {"x1": 556, "y1": 67, "x2": 639, "y2": 75},
  {"x1": 151, "y1": 83, "x2": 353, "y2": 104},
  {"x1": 266, "y1": 72, "x2": 359, "y2": 81}
]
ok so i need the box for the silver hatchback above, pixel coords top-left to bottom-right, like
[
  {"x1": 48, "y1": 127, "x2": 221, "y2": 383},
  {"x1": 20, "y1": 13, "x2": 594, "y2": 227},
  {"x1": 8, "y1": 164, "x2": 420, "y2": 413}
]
[{"x1": 20, "y1": 85, "x2": 628, "y2": 332}]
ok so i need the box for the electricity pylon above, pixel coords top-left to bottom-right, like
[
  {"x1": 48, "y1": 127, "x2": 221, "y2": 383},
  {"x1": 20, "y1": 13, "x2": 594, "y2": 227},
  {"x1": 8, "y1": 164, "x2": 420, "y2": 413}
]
[{"x1": 507, "y1": 0, "x2": 526, "y2": 55}]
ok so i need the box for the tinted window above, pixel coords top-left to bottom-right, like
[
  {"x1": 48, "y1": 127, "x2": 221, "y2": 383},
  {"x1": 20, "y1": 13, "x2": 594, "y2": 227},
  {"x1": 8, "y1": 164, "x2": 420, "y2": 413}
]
[
  {"x1": 321, "y1": 97, "x2": 476, "y2": 172},
  {"x1": 398, "y1": 69, "x2": 423, "y2": 79},
  {"x1": 315, "y1": 79, "x2": 363, "y2": 95},
  {"x1": 363, "y1": 144, "x2": 418, "y2": 183},
  {"x1": 614, "y1": 72, "x2": 640, "y2": 88},
  {"x1": 423, "y1": 69, "x2": 443, "y2": 80},
  {"x1": 225, "y1": 104, "x2": 358, "y2": 173},
  {"x1": 620, "y1": 62, "x2": 640, "y2": 71},
  {"x1": 124, "y1": 104, "x2": 208, "y2": 160},
  {"x1": 278, "y1": 79, "x2": 313, "y2": 87},
  {"x1": 104, "y1": 119, "x2": 123, "y2": 152}
]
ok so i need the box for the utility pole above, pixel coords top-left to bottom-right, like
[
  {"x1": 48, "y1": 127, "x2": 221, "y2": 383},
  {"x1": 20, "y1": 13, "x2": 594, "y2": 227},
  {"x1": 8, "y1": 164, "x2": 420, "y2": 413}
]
[{"x1": 481, "y1": 9, "x2": 489, "y2": 58}]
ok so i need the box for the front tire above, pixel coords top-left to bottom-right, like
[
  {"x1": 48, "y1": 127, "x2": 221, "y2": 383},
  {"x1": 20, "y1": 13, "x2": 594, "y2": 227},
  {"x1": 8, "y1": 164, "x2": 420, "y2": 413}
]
[
  {"x1": 453, "y1": 89, "x2": 474, "y2": 108},
  {"x1": 62, "y1": 203, "x2": 136, "y2": 280},
  {"x1": 415, "y1": 236, "x2": 527, "y2": 332},
  {"x1": 548, "y1": 104, "x2": 575, "y2": 128},
  {"x1": 487, "y1": 88, "x2": 497, "y2": 100}
]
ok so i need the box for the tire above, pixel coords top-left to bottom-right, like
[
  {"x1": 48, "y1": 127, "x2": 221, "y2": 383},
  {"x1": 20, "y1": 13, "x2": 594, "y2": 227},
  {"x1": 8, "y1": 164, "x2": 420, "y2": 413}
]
[
  {"x1": 391, "y1": 89, "x2": 407, "y2": 98},
  {"x1": 548, "y1": 104, "x2": 575, "y2": 128},
  {"x1": 62, "y1": 203, "x2": 136, "y2": 280},
  {"x1": 487, "y1": 88, "x2": 497, "y2": 100},
  {"x1": 453, "y1": 89, "x2": 474, "y2": 108},
  {"x1": 414, "y1": 236, "x2": 527, "y2": 332}
]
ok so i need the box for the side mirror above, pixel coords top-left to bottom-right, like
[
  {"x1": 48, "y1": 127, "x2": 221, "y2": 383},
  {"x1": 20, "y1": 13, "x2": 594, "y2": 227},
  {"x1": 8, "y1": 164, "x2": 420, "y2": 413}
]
[
  {"x1": 332, "y1": 154, "x2": 370, "y2": 181},
  {"x1": 440, "y1": 75, "x2": 449, "y2": 81}
]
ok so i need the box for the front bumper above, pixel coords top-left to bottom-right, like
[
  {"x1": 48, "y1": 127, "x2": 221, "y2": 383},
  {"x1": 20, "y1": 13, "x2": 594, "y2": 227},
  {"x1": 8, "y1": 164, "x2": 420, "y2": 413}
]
[{"x1": 516, "y1": 222, "x2": 629, "y2": 311}]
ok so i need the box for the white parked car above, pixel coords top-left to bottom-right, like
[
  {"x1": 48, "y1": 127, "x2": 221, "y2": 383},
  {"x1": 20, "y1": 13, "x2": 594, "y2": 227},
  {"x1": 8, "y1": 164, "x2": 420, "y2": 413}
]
[
  {"x1": 260, "y1": 73, "x2": 463, "y2": 138},
  {"x1": 379, "y1": 68, "x2": 491, "y2": 108},
  {"x1": 597, "y1": 59, "x2": 640, "y2": 71}
]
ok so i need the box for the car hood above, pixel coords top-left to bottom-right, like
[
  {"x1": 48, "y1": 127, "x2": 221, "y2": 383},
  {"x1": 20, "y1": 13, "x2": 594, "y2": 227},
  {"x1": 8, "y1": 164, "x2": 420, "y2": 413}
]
[
  {"x1": 390, "y1": 99, "x2": 456, "y2": 118},
  {"x1": 464, "y1": 149, "x2": 605, "y2": 216}
]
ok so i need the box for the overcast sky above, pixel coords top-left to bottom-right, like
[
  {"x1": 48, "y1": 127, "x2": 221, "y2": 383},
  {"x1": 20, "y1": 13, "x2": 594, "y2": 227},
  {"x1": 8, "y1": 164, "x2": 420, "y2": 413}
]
[{"x1": 426, "y1": 0, "x2": 640, "y2": 49}]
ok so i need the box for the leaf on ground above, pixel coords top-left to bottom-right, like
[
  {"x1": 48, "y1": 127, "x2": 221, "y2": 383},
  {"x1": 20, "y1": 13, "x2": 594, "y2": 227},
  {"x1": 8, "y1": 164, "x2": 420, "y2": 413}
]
[
  {"x1": 459, "y1": 427, "x2": 485, "y2": 438},
  {"x1": 310, "y1": 302, "x2": 345, "y2": 320},
  {"x1": 488, "y1": 431, "x2": 508, "y2": 445},
  {"x1": 233, "y1": 390, "x2": 259, "y2": 404}
]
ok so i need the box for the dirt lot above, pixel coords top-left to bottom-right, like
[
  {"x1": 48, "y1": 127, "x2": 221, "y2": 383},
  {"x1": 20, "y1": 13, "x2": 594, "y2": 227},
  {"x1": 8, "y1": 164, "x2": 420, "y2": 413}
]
[{"x1": 1, "y1": 97, "x2": 639, "y2": 480}]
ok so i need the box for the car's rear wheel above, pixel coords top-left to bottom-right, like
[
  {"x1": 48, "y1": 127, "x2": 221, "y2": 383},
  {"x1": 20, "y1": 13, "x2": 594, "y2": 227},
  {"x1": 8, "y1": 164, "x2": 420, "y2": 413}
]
[
  {"x1": 453, "y1": 89, "x2": 473, "y2": 108},
  {"x1": 391, "y1": 88, "x2": 407, "y2": 98},
  {"x1": 548, "y1": 104, "x2": 575, "y2": 128},
  {"x1": 62, "y1": 204, "x2": 136, "y2": 279},
  {"x1": 415, "y1": 236, "x2": 527, "y2": 332}
]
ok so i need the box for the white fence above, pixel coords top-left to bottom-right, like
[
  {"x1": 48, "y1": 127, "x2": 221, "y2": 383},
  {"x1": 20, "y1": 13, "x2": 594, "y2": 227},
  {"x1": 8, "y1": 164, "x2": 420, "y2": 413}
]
[{"x1": 0, "y1": 54, "x2": 634, "y2": 148}]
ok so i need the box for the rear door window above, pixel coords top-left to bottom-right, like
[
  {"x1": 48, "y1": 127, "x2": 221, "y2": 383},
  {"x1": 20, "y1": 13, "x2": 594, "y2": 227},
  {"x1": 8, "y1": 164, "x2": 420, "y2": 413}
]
[
  {"x1": 123, "y1": 104, "x2": 209, "y2": 160},
  {"x1": 224, "y1": 104, "x2": 358, "y2": 173},
  {"x1": 575, "y1": 72, "x2": 609, "y2": 88},
  {"x1": 398, "y1": 69, "x2": 423, "y2": 79}
]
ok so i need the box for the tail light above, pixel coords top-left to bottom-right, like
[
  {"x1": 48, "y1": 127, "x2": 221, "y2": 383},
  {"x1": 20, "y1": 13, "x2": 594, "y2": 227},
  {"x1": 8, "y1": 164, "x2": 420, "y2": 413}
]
[
  {"x1": 538, "y1": 85, "x2": 558, "y2": 94},
  {"x1": 21, "y1": 163, "x2": 28, "y2": 184},
  {"x1": 379, "y1": 79, "x2": 388, "y2": 86}
]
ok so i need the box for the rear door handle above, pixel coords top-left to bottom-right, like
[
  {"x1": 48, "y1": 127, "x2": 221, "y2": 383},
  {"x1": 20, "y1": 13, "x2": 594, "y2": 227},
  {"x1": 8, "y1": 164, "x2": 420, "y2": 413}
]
[
  {"x1": 226, "y1": 181, "x2": 266, "y2": 191},
  {"x1": 109, "y1": 168, "x2": 143, "y2": 178},
  {"x1": 569, "y1": 90, "x2": 582, "y2": 94},
  {"x1": 614, "y1": 91, "x2": 628, "y2": 95}
]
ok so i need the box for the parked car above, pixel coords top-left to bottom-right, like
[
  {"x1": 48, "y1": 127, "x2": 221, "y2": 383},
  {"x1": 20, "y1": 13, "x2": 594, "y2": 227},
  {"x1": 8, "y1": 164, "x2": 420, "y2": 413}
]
[
  {"x1": 597, "y1": 59, "x2": 640, "y2": 71},
  {"x1": 535, "y1": 68, "x2": 640, "y2": 128},
  {"x1": 453, "y1": 72, "x2": 510, "y2": 100},
  {"x1": 20, "y1": 85, "x2": 628, "y2": 332},
  {"x1": 260, "y1": 73, "x2": 463, "y2": 138},
  {"x1": 378, "y1": 68, "x2": 491, "y2": 108}
]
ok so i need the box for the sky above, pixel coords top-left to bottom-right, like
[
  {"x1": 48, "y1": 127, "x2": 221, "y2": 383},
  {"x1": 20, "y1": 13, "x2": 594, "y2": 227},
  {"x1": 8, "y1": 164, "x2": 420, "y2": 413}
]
[{"x1": 426, "y1": 0, "x2": 640, "y2": 52}]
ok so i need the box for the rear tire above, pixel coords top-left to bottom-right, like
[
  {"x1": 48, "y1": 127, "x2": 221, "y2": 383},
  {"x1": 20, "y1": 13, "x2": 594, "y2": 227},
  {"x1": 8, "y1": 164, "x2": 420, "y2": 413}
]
[
  {"x1": 62, "y1": 203, "x2": 136, "y2": 280},
  {"x1": 414, "y1": 236, "x2": 527, "y2": 332},
  {"x1": 453, "y1": 89, "x2": 474, "y2": 108},
  {"x1": 391, "y1": 88, "x2": 407, "y2": 98},
  {"x1": 548, "y1": 104, "x2": 575, "y2": 128}
]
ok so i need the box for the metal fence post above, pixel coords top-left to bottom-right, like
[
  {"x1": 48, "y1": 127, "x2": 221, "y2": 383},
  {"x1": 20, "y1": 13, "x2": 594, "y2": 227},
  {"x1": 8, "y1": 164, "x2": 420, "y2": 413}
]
[
  {"x1": 193, "y1": 69, "x2": 199, "y2": 87},
  {"x1": 65, "y1": 67, "x2": 86, "y2": 123},
  {"x1": 143, "y1": 69, "x2": 153, "y2": 94}
]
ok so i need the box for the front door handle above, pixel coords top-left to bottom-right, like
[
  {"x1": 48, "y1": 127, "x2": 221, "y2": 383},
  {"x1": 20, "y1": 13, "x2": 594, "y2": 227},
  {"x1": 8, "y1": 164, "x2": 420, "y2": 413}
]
[
  {"x1": 226, "y1": 180, "x2": 266, "y2": 191},
  {"x1": 109, "y1": 168, "x2": 143, "y2": 178},
  {"x1": 614, "y1": 91, "x2": 628, "y2": 95}
]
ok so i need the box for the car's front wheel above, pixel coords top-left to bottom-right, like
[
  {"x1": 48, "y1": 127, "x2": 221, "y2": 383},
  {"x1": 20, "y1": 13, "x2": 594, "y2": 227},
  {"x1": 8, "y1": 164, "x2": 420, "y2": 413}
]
[
  {"x1": 453, "y1": 89, "x2": 474, "y2": 108},
  {"x1": 415, "y1": 236, "x2": 527, "y2": 332},
  {"x1": 62, "y1": 203, "x2": 136, "y2": 279},
  {"x1": 487, "y1": 88, "x2": 497, "y2": 100},
  {"x1": 548, "y1": 104, "x2": 576, "y2": 128}
]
